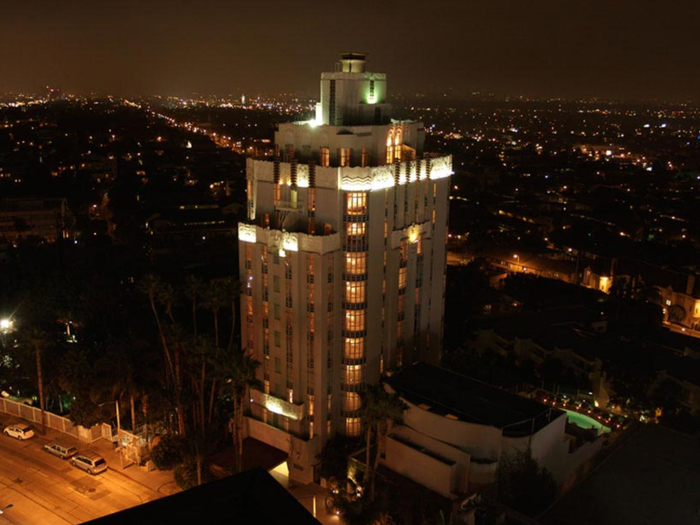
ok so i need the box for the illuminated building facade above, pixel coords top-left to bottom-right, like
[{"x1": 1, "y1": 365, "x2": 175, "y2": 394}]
[{"x1": 238, "y1": 53, "x2": 451, "y2": 482}]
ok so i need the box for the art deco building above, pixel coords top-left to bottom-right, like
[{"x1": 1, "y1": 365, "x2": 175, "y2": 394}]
[{"x1": 238, "y1": 53, "x2": 451, "y2": 482}]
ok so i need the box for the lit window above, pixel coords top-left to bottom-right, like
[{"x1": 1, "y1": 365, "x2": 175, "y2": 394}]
[
  {"x1": 398, "y1": 267, "x2": 407, "y2": 289},
  {"x1": 342, "y1": 391, "x2": 361, "y2": 412},
  {"x1": 344, "y1": 364, "x2": 364, "y2": 384},
  {"x1": 394, "y1": 129, "x2": 402, "y2": 162},
  {"x1": 361, "y1": 148, "x2": 369, "y2": 167},
  {"x1": 346, "y1": 222, "x2": 366, "y2": 236},
  {"x1": 345, "y1": 281, "x2": 366, "y2": 303},
  {"x1": 344, "y1": 337, "x2": 365, "y2": 359},
  {"x1": 345, "y1": 417, "x2": 361, "y2": 437},
  {"x1": 346, "y1": 192, "x2": 367, "y2": 215},
  {"x1": 339, "y1": 148, "x2": 351, "y2": 167},
  {"x1": 344, "y1": 310, "x2": 366, "y2": 331},
  {"x1": 386, "y1": 132, "x2": 394, "y2": 164},
  {"x1": 345, "y1": 252, "x2": 367, "y2": 275},
  {"x1": 320, "y1": 147, "x2": 330, "y2": 167}
]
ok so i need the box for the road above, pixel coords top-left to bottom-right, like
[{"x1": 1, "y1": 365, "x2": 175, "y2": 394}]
[{"x1": 0, "y1": 427, "x2": 163, "y2": 524}]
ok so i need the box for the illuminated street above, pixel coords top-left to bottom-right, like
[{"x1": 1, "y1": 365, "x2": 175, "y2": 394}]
[{"x1": 0, "y1": 428, "x2": 168, "y2": 525}]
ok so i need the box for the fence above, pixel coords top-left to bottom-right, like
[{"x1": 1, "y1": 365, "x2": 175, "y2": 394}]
[{"x1": 0, "y1": 398, "x2": 106, "y2": 444}]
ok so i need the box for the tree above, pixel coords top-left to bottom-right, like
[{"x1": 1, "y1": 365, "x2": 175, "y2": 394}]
[
  {"x1": 183, "y1": 275, "x2": 204, "y2": 338},
  {"x1": 23, "y1": 328, "x2": 49, "y2": 434},
  {"x1": 497, "y1": 447, "x2": 556, "y2": 516},
  {"x1": 224, "y1": 278, "x2": 241, "y2": 352},
  {"x1": 203, "y1": 280, "x2": 228, "y2": 349},
  {"x1": 361, "y1": 385, "x2": 408, "y2": 501},
  {"x1": 213, "y1": 349, "x2": 260, "y2": 473}
]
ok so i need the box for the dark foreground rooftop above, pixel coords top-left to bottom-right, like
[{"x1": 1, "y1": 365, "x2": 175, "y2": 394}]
[
  {"x1": 83, "y1": 467, "x2": 320, "y2": 525},
  {"x1": 390, "y1": 362, "x2": 563, "y2": 436}
]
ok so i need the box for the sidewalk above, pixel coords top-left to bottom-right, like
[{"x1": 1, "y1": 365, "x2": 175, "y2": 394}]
[
  {"x1": 30, "y1": 425, "x2": 179, "y2": 498},
  {"x1": 88, "y1": 437, "x2": 180, "y2": 497}
]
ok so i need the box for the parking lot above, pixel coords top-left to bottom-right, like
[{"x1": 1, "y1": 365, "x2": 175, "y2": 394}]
[{"x1": 0, "y1": 416, "x2": 175, "y2": 524}]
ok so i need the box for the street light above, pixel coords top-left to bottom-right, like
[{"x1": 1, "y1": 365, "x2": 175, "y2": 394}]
[
  {"x1": 0, "y1": 318, "x2": 13, "y2": 333},
  {"x1": 0, "y1": 504, "x2": 13, "y2": 514}
]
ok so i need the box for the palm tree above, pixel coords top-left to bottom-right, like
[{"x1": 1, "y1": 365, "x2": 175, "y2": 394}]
[
  {"x1": 24, "y1": 328, "x2": 49, "y2": 435},
  {"x1": 361, "y1": 384, "x2": 407, "y2": 502},
  {"x1": 224, "y1": 278, "x2": 242, "y2": 352},
  {"x1": 214, "y1": 349, "x2": 261, "y2": 473},
  {"x1": 183, "y1": 275, "x2": 204, "y2": 338},
  {"x1": 203, "y1": 280, "x2": 228, "y2": 349},
  {"x1": 141, "y1": 274, "x2": 175, "y2": 384}
]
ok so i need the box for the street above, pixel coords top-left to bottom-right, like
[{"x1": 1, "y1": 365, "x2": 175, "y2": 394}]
[{"x1": 0, "y1": 424, "x2": 164, "y2": 525}]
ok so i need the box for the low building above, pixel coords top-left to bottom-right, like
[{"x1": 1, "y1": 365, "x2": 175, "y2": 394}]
[
  {"x1": 0, "y1": 197, "x2": 72, "y2": 242},
  {"x1": 382, "y1": 363, "x2": 578, "y2": 499}
]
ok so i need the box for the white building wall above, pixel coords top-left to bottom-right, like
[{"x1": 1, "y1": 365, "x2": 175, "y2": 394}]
[{"x1": 238, "y1": 55, "x2": 451, "y2": 481}]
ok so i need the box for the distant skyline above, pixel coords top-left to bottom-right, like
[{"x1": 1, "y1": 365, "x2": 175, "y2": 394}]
[{"x1": 1, "y1": 0, "x2": 699, "y2": 103}]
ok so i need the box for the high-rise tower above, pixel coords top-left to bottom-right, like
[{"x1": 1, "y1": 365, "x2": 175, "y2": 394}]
[{"x1": 238, "y1": 53, "x2": 451, "y2": 483}]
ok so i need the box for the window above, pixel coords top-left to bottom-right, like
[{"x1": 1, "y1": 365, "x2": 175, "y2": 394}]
[
  {"x1": 398, "y1": 267, "x2": 407, "y2": 289},
  {"x1": 400, "y1": 240, "x2": 408, "y2": 260},
  {"x1": 274, "y1": 331, "x2": 281, "y2": 347},
  {"x1": 394, "y1": 129, "x2": 402, "y2": 162},
  {"x1": 346, "y1": 192, "x2": 367, "y2": 215},
  {"x1": 345, "y1": 281, "x2": 366, "y2": 304},
  {"x1": 346, "y1": 222, "x2": 366, "y2": 236},
  {"x1": 345, "y1": 252, "x2": 367, "y2": 275},
  {"x1": 345, "y1": 417, "x2": 361, "y2": 437},
  {"x1": 274, "y1": 303, "x2": 281, "y2": 320},
  {"x1": 344, "y1": 364, "x2": 364, "y2": 384},
  {"x1": 320, "y1": 147, "x2": 330, "y2": 167},
  {"x1": 339, "y1": 148, "x2": 351, "y2": 167},
  {"x1": 273, "y1": 275, "x2": 280, "y2": 293},
  {"x1": 361, "y1": 148, "x2": 369, "y2": 167},
  {"x1": 308, "y1": 255, "x2": 315, "y2": 283},
  {"x1": 275, "y1": 357, "x2": 281, "y2": 374},
  {"x1": 344, "y1": 310, "x2": 366, "y2": 332},
  {"x1": 344, "y1": 337, "x2": 365, "y2": 360},
  {"x1": 386, "y1": 132, "x2": 394, "y2": 164},
  {"x1": 342, "y1": 391, "x2": 361, "y2": 412},
  {"x1": 308, "y1": 394, "x2": 314, "y2": 416}
]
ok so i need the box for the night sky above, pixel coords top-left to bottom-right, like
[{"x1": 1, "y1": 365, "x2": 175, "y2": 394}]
[{"x1": 1, "y1": 0, "x2": 698, "y2": 102}]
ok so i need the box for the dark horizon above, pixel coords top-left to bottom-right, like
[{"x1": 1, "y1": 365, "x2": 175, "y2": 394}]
[{"x1": 1, "y1": 0, "x2": 699, "y2": 103}]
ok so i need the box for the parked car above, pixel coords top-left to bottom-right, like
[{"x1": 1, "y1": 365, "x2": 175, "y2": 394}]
[
  {"x1": 3, "y1": 424, "x2": 35, "y2": 440},
  {"x1": 71, "y1": 452, "x2": 108, "y2": 475},
  {"x1": 1, "y1": 390, "x2": 33, "y2": 406},
  {"x1": 44, "y1": 442, "x2": 78, "y2": 459}
]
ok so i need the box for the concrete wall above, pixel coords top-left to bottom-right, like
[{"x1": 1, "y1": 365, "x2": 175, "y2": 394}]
[
  {"x1": 502, "y1": 413, "x2": 570, "y2": 483},
  {"x1": 387, "y1": 424, "x2": 471, "y2": 493},
  {"x1": 401, "y1": 399, "x2": 503, "y2": 461},
  {"x1": 0, "y1": 398, "x2": 105, "y2": 443},
  {"x1": 384, "y1": 435, "x2": 456, "y2": 497}
]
